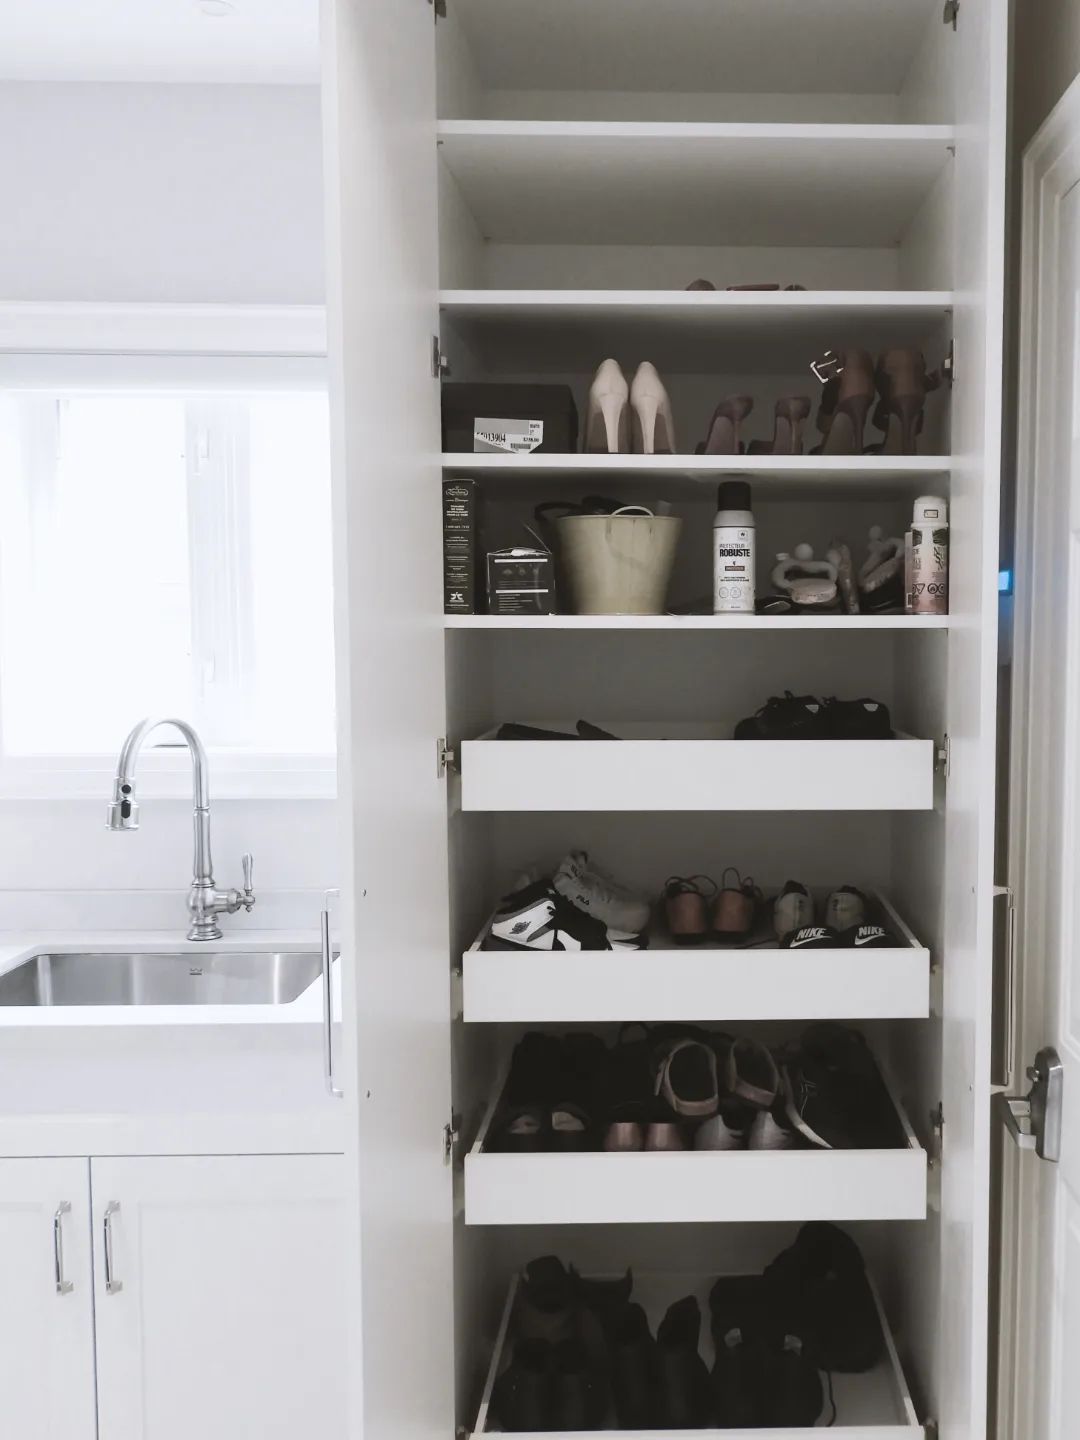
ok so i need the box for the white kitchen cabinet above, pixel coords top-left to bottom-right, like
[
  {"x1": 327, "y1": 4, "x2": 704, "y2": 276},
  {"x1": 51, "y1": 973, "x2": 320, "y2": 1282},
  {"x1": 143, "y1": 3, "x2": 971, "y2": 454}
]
[
  {"x1": 323, "y1": 2, "x2": 1007, "y2": 1438},
  {"x1": 91, "y1": 1154, "x2": 348, "y2": 1440},
  {"x1": 0, "y1": 1157, "x2": 97, "y2": 1440}
]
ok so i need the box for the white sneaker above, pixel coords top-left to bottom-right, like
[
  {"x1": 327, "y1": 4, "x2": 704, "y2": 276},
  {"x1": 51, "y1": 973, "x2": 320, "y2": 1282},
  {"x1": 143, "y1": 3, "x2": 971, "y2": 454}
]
[
  {"x1": 824, "y1": 885, "x2": 867, "y2": 932},
  {"x1": 773, "y1": 879, "x2": 814, "y2": 940},
  {"x1": 553, "y1": 851, "x2": 651, "y2": 934}
]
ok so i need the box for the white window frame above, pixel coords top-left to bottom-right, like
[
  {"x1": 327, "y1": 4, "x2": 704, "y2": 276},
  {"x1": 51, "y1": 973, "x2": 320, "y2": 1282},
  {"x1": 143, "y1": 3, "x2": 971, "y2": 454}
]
[{"x1": 0, "y1": 302, "x2": 336, "y2": 801}]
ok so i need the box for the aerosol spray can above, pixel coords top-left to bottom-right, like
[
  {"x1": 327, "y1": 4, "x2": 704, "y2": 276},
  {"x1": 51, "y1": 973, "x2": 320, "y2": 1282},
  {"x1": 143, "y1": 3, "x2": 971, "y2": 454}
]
[
  {"x1": 713, "y1": 480, "x2": 755, "y2": 613},
  {"x1": 910, "y1": 495, "x2": 949, "y2": 615}
]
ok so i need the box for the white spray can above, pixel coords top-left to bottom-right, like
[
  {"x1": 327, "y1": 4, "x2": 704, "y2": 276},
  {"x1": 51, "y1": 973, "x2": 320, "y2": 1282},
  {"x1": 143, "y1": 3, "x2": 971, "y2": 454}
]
[
  {"x1": 713, "y1": 480, "x2": 755, "y2": 613},
  {"x1": 910, "y1": 494, "x2": 949, "y2": 615}
]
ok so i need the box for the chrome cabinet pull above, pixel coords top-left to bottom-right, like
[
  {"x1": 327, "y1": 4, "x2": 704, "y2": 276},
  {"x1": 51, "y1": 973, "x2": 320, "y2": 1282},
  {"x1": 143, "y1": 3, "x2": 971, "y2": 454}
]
[
  {"x1": 53, "y1": 1202, "x2": 73, "y2": 1295},
  {"x1": 103, "y1": 1202, "x2": 122, "y2": 1293},
  {"x1": 322, "y1": 909, "x2": 343, "y2": 1099}
]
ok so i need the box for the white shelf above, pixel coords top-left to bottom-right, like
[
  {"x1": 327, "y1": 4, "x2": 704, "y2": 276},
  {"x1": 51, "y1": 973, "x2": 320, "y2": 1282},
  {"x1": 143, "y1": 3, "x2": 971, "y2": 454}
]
[
  {"x1": 466, "y1": 1067, "x2": 926, "y2": 1226},
  {"x1": 472, "y1": 1269, "x2": 921, "y2": 1439},
  {"x1": 458, "y1": 723, "x2": 936, "y2": 813},
  {"x1": 441, "y1": 453, "x2": 949, "y2": 501},
  {"x1": 440, "y1": 289, "x2": 953, "y2": 375},
  {"x1": 462, "y1": 892, "x2": 929, "y2": 1023},
  {"x1": 450, "y1": 0, "x2": 939, "y2": 108},
  {"x1": 446, "y1": 614, "x2": 949, "y2": 632},
  {"x1": 436, "y1": 122, "x2": 956, "y2": 247}
]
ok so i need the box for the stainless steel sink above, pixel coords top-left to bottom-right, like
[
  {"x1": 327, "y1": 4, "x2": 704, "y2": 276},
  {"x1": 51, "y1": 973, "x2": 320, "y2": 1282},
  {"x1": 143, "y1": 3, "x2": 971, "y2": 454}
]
[{"x1": 0, "y1": 951, "x2": 323, "y2": 1007}]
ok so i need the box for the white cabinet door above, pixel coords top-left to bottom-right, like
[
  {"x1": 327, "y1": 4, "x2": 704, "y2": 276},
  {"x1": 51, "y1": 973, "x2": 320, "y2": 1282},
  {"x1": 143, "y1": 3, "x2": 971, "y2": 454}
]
[
  {"x1": 0, "y1": 1157, "x2": 96, "y2": 1440},
  {"x1": 323, "y1": 2, "x2": 456, "y2": 1440},
  {"x1": 92, "y1": 1154, "x2": 348, "y2": 1440}
]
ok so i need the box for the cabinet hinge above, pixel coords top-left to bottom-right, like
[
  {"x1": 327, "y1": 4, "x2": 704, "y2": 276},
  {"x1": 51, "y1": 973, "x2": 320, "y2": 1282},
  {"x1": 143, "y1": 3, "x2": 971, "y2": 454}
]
[
  {"x1": 942, "y1": 0, "x2": 958, "y2": 29},
  {"x1": 935, "y1": 734, "x2": 951, "y2": 780},
  {"x1": 942, "y1": 339, "x2": 955, "y2": 388},
  {"x1": 928, "y1": 1104, "x2": 944, "y2": 1167},
  {"x1": 443, "y1": 1112, "x2": 461, "y2": 1163},
  {"x1": 432, "y1": 334, "x2": 451, "y2": 379},
  {"x1": 426, "y1": 0, "x2": 447, "y2": 19},
  {"x1": 437, "y1": 737, "x2": 458, "y2": 778},
  {"x1": 924, "y1": 1421, "x2": 939, "y2": 1440}
]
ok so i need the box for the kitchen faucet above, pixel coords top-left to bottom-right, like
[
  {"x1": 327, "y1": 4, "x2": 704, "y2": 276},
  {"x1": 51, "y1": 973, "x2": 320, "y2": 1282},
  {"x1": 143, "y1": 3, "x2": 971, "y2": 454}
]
[{"x1": 106, "y1": 717, "x2": 255, "y2": 941}]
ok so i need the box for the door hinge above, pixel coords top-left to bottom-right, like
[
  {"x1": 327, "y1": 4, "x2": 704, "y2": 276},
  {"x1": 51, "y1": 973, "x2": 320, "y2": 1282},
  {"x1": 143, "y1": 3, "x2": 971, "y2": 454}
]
[
  {"x1": 437, "y1": 737, "x2": 457, "y2": 778},
  {"x1": 443, "y1": 1112, "x2": 461, "y2": 1163},
  {"x1": 928, "y1": 1104, "x2": 944, "y2": 1168},
  {"x1": 942, "y1": 0, "x2": 958, "y2": 29},
  {"x1": 432, "y1": 334, "x2": 450, "y2": 379},
  {"x1": 427, "y1": 0, "x2": 447, "y2": 19},
  {"x1": 935, "y1": 734, "x2": 951, "y2": 779}
]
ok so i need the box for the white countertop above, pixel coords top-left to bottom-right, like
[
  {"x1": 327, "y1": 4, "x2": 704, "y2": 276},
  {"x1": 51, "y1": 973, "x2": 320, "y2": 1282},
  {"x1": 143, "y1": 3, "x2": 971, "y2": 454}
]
[{"x1": 0, "y1": 928, "x2": 338, "y2": 1027}]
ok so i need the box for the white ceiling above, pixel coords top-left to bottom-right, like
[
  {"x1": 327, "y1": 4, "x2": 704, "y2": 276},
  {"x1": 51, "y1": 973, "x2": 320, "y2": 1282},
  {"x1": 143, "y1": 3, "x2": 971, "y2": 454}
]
[{"x1": 0, "y1": 0, "x2": 320, "y2": 84}]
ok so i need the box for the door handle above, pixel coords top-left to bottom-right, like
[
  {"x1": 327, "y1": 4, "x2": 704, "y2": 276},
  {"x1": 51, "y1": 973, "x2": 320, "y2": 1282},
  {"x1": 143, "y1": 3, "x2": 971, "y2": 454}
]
[
  {"x1": 103, "y1": 1201, "x2": 122, "y2": 1293},
  {"x1": 321, "y1": 908, "x2": 343, "y2": 1099},
  {"x1": 53, "y1": 1202, "x2": 73, "y2": 1294},
  {"x1": 997, "y1": 1045, "x2": 1063, "y2": 1162}
]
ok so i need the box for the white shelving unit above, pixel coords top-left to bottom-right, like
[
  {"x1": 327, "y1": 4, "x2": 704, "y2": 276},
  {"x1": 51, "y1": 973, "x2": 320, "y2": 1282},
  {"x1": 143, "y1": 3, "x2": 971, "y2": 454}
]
[
  {"x1": 473, "y1": 1270, "x2": 922, "y2": 1440},
  {"x1": 446, "y1": 615, "x2": 949, "y2": 632},
  {"x1": 323, "y1": 1, "x2": 1008, "y2": 1437}
]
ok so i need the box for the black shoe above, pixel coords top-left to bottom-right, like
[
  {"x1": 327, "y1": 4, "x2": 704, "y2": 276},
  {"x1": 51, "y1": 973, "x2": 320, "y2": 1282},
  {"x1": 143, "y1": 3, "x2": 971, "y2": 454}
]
[
  {"x1": 792, "y1": 1023, "x2": 906, "y2": 1148},
  {"x1": 762, "y1": 1222, "x2": 885, "y2": 1374},
  {"x1": 734, "y1": 691, "x2": 827, "y2": 741},
  {"x1": 494, "y1": 1337, "x2": 554, "y2": 1431},
  {"x1": 708, "y1": 1277, "x2": 768, "y2": 1428},
  {"x1": 504, "y1": 1033, "x2": 565, "y2": 1106},
  {"x1": 655, "y1": 1296, "x2": 711, "y2": 1428},
  {"x1": 607, "y1": 1303, "x2": 660, "y2": 1428},
  {"x1": 758, "y1": 1334, "x2": 824, "y2": 1426},
  {"x1": 822, "y1": 696, "x2": 893, "y2": 739},
  {"x1": 490, "y1": 1103, "x2": 549, "y2": 1153},
  {"x1": 494, "y1": 721, "x2": 619, "y2": 741},
  {"x1": 550, "y1": 1339, "x2": 609, "y2": 1431}
]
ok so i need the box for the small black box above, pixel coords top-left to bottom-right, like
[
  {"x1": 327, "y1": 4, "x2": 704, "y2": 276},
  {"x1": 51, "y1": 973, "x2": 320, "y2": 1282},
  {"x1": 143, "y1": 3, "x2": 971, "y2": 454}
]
[
  {"x1": 441, "y1": 383, "x2": 579, "y2": 455},
  {"x1": 443, "y1": 478, "x2": 480, "y2": 614}
]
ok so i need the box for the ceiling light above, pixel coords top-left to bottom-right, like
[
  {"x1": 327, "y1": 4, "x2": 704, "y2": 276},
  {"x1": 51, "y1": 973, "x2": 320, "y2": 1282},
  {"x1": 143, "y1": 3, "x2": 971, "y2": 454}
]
[{"x1": 198, "y1": 1, "x2": 238, "y2": 16}]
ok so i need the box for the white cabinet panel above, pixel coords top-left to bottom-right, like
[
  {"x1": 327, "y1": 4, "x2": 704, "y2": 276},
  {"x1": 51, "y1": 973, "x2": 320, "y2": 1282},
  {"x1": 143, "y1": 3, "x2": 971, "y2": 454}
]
[
  {"x1": 92, "y1": 1154, "x2": 347, "y2": 1440},
  {"x1": 0, "y1": 1157, "x2": 96, "y2": 1440}
]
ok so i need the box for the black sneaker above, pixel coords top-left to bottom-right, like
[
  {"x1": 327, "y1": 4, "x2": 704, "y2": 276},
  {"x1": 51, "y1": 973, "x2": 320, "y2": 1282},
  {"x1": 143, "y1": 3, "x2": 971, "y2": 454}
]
[
  {"x1": 839, "y1": 921, "x2": 898, "y2": 949},
  {"x1": 655, "y1": 1296, "x2": 712, "y2": 1428},
  {"x1": 734, "y1": 691, "x2": 827, "y2": 741},
  {"x1": 773, "y1": 880, "x2": 815, "y2": 940},
  {"x1": 781, "y1": 924, "x2": 840, "y2": 949},
  {"x1": 711, "y1": 1326, "x2": 763, "y2": 1428},
  {"x1": 484, "y1": 879, "x2": 643, "y2": 951},
  {"x1": 515, "y1": 1257, "x2": 580, "y2": 1346},
  {"x1": 782, "y1": 1025, "x2": 905, "y2": 1149},
  {"x1": 822, "y1": 697, "x2": 893, "y2": 739},
  {"x1": 762, "y1": 1223, "x2": 885, "y2": 1374}
]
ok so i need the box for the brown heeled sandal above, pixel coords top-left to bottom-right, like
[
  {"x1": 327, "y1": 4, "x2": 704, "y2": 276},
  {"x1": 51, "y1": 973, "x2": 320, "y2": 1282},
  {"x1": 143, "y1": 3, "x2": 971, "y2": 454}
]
[
  {"x1": 814, "y1": 349, "x2": 875, "y2": 456},
  {"x1": 702, "y1": 395, "x2": 753, "y2": 455},
  {"x1": 872, "y1": 349, "x2": 942, "y2": 456},
  {"x1": 748, "y1": 395, "x2": 812, "y2": 455}
]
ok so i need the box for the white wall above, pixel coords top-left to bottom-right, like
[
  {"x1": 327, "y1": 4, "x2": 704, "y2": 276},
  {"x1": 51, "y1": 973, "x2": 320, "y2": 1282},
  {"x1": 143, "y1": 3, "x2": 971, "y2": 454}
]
[
  {"x1": 0, "y1": 82, "x2": 324, "y2": 303},
  {"x1": 0, "y1": 81, "x2": 337, "y2": 905}
]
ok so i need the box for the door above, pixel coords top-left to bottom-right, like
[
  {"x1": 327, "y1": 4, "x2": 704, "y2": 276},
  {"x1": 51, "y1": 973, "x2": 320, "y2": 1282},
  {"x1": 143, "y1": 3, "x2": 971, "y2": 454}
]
[
  {"x1": 91, "y1": 1154, "x2": 348, "y2": 1440},
  {"x1": 0, "y1": 1157, "x2": 96, "y2": 1439},
  {"x1": 1004, "y1": 74, "x2": 1080, "y2": 1440},
  {"x1": 322, "y1": 2, "x2": 456, "y2": 1440}
]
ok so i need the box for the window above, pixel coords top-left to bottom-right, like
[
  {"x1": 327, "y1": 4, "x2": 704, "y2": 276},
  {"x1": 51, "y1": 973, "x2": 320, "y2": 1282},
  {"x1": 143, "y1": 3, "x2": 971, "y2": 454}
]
[{"x1": 0, "y1": 346, "x2": 336, "y2": 796}]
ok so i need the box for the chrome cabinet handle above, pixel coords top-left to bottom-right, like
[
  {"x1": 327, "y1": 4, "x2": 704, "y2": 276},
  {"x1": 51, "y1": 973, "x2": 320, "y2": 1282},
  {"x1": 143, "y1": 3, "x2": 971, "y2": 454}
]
[
  {"x1": 322, "y1": 909, "x2": 343, "y2": 1099},
  {"x1": 103, "y1": 1202, "x2": 122, "y2": 1293},
  {"x1": 53, "y1": 1202, "x2": 73, "y2": 1295}
]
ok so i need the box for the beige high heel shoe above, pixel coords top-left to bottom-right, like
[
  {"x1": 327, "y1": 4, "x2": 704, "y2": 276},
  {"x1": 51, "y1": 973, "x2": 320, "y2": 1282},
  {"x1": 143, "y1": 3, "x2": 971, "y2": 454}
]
[
  {"x1": 630, "y1": 362, "x2": 676, "y2": 455},
  {"x1": 584, "y1": 359, "x2": 630, "y2": 454}
]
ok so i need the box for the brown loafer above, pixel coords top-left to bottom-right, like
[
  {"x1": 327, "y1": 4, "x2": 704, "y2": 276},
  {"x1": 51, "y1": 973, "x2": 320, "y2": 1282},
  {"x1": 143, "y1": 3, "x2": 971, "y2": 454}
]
[{"x1": 662, "y1": 876, "x2": 716, "y2": 946}]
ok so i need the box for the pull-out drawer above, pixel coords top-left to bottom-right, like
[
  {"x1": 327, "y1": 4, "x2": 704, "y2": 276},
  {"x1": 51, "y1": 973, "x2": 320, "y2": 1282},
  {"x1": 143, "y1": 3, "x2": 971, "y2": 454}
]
[
  {"x1": 471, "y1": 1269, "x2": 921, "y2": 1440},
  {"x1": 457, "y1": 724, "x2": 935, "y2": 812}
]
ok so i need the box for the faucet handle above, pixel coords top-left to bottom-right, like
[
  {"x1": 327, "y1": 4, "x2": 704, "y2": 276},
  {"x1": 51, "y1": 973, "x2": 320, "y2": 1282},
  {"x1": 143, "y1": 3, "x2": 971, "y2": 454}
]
[{"x1": 241, "y1": 853, "x2": 255, "y2": 910}]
